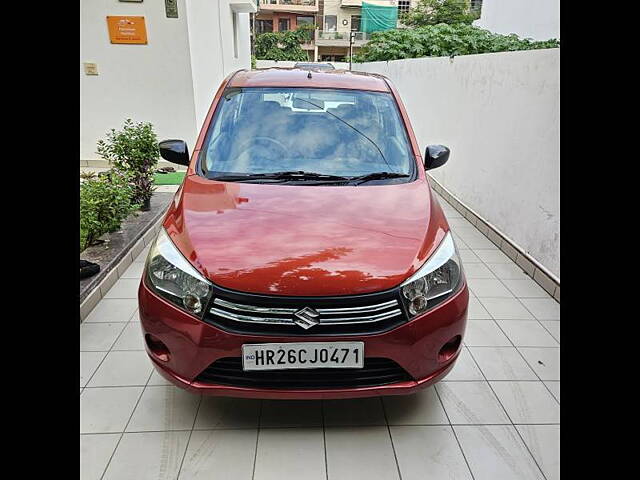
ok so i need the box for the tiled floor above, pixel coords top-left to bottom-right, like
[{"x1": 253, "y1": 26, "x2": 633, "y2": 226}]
[{"x1": 80, "y1": 192, "x2": 560, "y2": 480}]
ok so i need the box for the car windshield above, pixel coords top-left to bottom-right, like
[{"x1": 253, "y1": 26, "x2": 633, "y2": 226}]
[{"x1": 199, "y1": 87, "x2": 415, "y2": 181}]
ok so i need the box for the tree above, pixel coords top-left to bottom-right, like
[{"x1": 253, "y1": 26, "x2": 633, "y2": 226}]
[
  {"x1": 352, "y1": 24, "x2": 559, "y2": 63},
  {"x1": 400, "y1": 0, "x2": 479, "y2": 27},
  {"x1": 255, "y1": 27, "x2": 313, "y2": 61}
]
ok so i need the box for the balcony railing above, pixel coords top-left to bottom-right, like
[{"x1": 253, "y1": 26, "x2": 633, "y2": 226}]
[
  {"x1": 341, "y1": 0, "x2": 363, "y2": 7},
  {"x1": 315, "y1": 30, "x2": 371, "y2": 45},
  {"x1": 259, "y1": 0, "x2": 318, "y2": 9}
]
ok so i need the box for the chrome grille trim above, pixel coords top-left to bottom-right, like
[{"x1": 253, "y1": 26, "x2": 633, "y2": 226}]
[
  {"x1": 210, "y1": 308, "x2": 293, "y2": 325},
  {"x1": 209, "y1": 298, "x2": 402, "y2": 326},
  {"x1": 213, "y1": 298, "x2": 296, "y2": 315},
  {"x1": 317, "y1": 309, "x2": 403, "y2": 324},
  {"x1": 316, "y1": 300, "x2": 399, "y2": 314}
]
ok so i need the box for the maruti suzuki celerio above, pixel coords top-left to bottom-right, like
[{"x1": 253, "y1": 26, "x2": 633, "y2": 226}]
[{"x1": 138, "y1": 68, "x2": 469, "y2": 399}]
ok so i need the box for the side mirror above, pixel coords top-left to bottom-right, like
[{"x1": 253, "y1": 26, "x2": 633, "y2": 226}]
[
  {"x1": 424, "y1": 144, "x2": 450, "y2": 170},
  {"x1": 159, "y1": 139, "x2": 190, "y2": 166}
]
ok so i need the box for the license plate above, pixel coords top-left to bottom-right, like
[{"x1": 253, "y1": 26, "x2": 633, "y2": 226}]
[{"x1": 242, "y1": 342, "x2": 364, "y2": 371}]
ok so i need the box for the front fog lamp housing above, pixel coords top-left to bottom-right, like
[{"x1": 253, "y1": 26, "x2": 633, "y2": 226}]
[
  {"x1": 401, "y1": 232, "x2": 462, "y2": 318},
  {"x1": 145, "y1": 229, "x2": 213, "y2": 318}
]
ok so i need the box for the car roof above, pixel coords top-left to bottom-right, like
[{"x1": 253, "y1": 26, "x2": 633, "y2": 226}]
[{"x1": 229, "y1": 68, "x2": 391, "y2": 93}]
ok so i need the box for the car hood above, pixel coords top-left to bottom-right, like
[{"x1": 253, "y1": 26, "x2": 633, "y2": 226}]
[{"x1": 164, "y1": 175, "x2": 448, "y2": 296}]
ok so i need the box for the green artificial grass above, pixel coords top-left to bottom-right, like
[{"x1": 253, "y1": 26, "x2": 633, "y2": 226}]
[{"x1": 153, "y1": 171, "x2": 186, "y2": 185}]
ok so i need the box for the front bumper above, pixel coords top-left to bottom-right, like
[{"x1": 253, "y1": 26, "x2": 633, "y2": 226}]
[{"x1": 138, "y1": 279, "x2": 469, "y2": 399}]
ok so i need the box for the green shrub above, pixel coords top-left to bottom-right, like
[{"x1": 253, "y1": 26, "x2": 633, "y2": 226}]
[
  {"x1": 80, "y1": 171, "x2": 138, "y2": 252},
  {"x1": 352, "y1": 24, "x2": 559, "y2": 62},
  {"x1": 96, "y1": 119, "x2": 159, "y2": 206},
  {"x1": 400, "y1": 0, "x2": 478, "y2": 27},
  {"x1": 255, "y1": 27, "x2": 311, "y2": 61}
]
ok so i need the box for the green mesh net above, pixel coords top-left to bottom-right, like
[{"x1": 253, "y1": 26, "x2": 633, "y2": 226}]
[{"x1": 361, "y1": 1, "x2": 399, "y2": 33}]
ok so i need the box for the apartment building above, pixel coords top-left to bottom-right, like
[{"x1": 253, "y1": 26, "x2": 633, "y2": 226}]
[{"x1": 255, "y1": 0, "x2": 419, "y2": 62}]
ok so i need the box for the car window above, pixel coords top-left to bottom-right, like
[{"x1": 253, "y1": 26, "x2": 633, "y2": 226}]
[{"x1": 200, "y1": 88, "x2": 414, "y2": 180}]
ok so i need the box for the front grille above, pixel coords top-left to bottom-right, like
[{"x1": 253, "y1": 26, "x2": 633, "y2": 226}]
[
  {"x1": 203, "y1": 285, "x2": 408, "y2": 336},
  {"x1": 195, "y1": 357, "x2": 413, "y2": 389}
]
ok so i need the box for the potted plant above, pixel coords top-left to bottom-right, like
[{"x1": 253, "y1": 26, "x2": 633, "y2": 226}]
[{"x1": 97, "y1": 119, "x2": 159, "y2": 211}]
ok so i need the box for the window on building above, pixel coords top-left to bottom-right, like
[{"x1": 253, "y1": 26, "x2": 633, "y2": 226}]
[
  {"x1": 297, "y1": 16, "x2": 315, "y2": 27},
  {"x1": 278, "y1": 18, "x2": 289, "y2": 32},
  {"x1": 278, "y1": 18, "x2": 290, "y2": 32},
  {"x1": 324, "y1": 15, "x2": 337, "y2": 32},
  {"x1": 351, "y1": 15, "x2": 361, "y2": 32},
  {"x1": 397, "y1": 1, "x2": 411, "y2": 15},
  {"x1": 256, "y1": 19, "x2": 273, "y2": 34}
]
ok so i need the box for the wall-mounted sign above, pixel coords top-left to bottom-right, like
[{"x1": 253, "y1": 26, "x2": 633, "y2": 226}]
[
  {"x1": 165, "y1": 0, "x2": 178, "y2": 18},
  {"x1": 107, "y1": 16, "x2": 148, "y2": 44},
  {"x1": 83, "y1": 63, "x2": 99, "y2": 75}
]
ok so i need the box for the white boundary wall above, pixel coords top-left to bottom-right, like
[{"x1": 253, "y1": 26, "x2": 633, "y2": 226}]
[
  {"x1": 81, "y1": 0, "x2": 252, "y2": 160},
  {"x1": 355, "y1": 50, "x2": 560, "y2": 279}
]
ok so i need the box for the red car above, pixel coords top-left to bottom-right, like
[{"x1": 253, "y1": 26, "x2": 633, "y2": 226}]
[{"x1": 139, "y1": 68, "x2": 468, "y2": 399}]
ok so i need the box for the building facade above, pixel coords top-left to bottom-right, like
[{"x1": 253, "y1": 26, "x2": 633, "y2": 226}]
[
  {"x1": 255, "y1": 0, "x2": 419, "y2": 62},
  {"x1": 80, "y1": 0, "x2": 256, "y2": 163}
]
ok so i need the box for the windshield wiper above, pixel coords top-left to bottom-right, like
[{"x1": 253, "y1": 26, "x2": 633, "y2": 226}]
[
  {"x1": 211, "y1": 171, "x2": 350, "y2": 182},
  {"x1": 349, "y1": 172, "x2": 410, "y2": 185}
]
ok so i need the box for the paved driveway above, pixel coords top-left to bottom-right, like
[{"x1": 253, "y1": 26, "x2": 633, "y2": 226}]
[{"x1": 80, "y1": 192, "x2": 560, "y2": 480}]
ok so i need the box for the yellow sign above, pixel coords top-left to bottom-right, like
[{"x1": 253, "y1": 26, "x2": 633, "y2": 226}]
[{"x1": 107, "y1": 16, "x2": 148, "y2": 44}]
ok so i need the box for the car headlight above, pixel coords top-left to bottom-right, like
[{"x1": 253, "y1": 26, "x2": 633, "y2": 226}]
[
  {"x1": 400, "y1": 232, "x2": 463, "y2": 318},
  {"x1": 145, "y1": 228, "x2": 213, "y2": 318}
]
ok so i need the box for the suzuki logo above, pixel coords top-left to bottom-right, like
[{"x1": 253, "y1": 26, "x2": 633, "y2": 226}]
[{"x1": 293, "y1": 307, "x2": 320, "y2": 329}]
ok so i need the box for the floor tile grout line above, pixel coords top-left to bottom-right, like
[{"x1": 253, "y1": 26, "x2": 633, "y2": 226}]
[
  {"x1": 468, "y1": 344, "x2": 559, "y2": 349},
  {"x1": 321, "y1": 400, "x2": 329, "y2": 480},
  {"x1": 175, "y1": 394, "x2": 204, "y2": 479},
  {"x1": 82, "y1": 321, "x2": 131, "y2": 324},
  {"x1": 467, "y1": 320, "x2": 559, "y2": 400},
  {"x1": 513, "y1": 345, "x2": 560, "y2": 399},
  {"x1": 497, "y1": 277, "x2": 551, "y2": 300},
  {"x1": 536, "y1": 321, "x2": 560, "y2": 344},
  {"x1": 432, "y1": 386, "x2": 476, "y2": 480},
  {"x1": 81, "y1": 421, "x2": 562, "y2": 436},
  {"x1": 464, "y1": 347, "x2": 549, "y2": 480},
  {"x1": 473, "y1": 295, "x2": 559, "y2": 322},
  {"x1": 97, "y1": 385, "x2": 146, "y2": 480},
  {"x1": 83, "y1": 383, "x2": 153, "y2": 389},
  {"x1": 251, "y1": 401, "x2": 263, "y2": 480},
  {"x1": 81, "y1": 350, "x2": 110, "y2": 390},
  {"x1": 487, "y1": 272, "x2": 558, "y2": 322},
  {"x1": 479, "y1": 293, "x2": 560, "y2": 402},
  {"x1": 97, "y1": 358, "x2": 154, "y2": 480},
  {"x1": 82, "y1": 319, "x2": 134, "y2": 388},
  {"x1": 380, "y1": 398, "x2": 403, "y2": 480}
]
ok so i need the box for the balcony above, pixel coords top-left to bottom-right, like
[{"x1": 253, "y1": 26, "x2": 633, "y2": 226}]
[
  {"x1": 315, "y1": 30, "x2": 371, "y2": 47},
  {"x1": 230, "y1": 0, "x2": 258, "y2": 13},
  {"x1": 259, "y1": 0, "x2": 318, "y2": 13}
]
